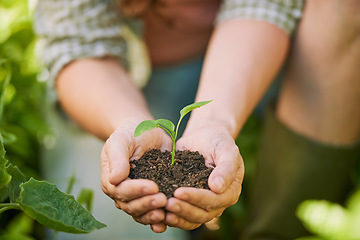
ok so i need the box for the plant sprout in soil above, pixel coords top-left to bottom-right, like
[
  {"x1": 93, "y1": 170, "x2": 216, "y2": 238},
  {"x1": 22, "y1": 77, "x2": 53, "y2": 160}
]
[{"x1": 134, "y1": 100, "x2": 212, "y2": 166}]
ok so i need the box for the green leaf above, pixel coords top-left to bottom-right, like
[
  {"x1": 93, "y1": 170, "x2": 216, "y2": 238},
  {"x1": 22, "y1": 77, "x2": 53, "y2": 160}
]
[
  {"x1": 345, "y1": 188, "x2": 360, "y2": 239},
  {"x1": 0, "y1": 128, "x2": 17, "y2": 144},
  {"x1": 134, "y1": 120, "x2": 158, "y2": 137},
  {"x1": 0, "y1": 186, "x2": 8, "y2": 202},
  {"x1": 17, "y1": 178, "x2": 106, "y2": 233},
  {"x1": 0, "y1": 234, "x2": 35, "y2": 240},
  {"x1": 0, "y1": 59, "x2": 11, "y2": 122},
  {"x1": 134, "y1": 119, "x2": 175, "y2": 138},
  {"x1": 66, "y1": 173, "x2": 76, "y2": 194},
  {"x1": 346, "y1": 188, "x2": 360, "y2": 212},
  {"x1": 296, "y1": 237, "x2": 324, "y2": 240},
  {"x1": 0, "y1": 169, "x2": 11, "y2": 189},
  {"x1": 0, "y1": 140, "x2": 11, "y2": 188},
  {"x1": 296, "y1": 200, "x2": 348, "y2": 239},
  {"x1": 155, "y1": 119, "x2": 175, "y2": 132},
  {"x1": 179, "y1": 100, "x2": 212, "y2": 119},
  {"x1": 77, "y1": 188, "x2": 94, "y2": 212},
  {"x1": 5, "y1": 163, "x2": 26, "y2": 203},
  {"x1": 6, "y1": 213, "x2": 34, "y2": 236}
]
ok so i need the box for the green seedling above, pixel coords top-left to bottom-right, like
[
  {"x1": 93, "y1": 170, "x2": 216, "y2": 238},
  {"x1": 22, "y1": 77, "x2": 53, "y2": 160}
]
[{"x1": 134, "y1": 100, "x2": 212, "y2": 166}]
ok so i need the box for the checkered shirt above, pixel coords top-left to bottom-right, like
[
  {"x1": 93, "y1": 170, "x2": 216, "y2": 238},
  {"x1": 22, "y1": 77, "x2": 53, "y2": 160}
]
[{"x1": 34, "y1": 0, "x2": 304, "y2": 85}]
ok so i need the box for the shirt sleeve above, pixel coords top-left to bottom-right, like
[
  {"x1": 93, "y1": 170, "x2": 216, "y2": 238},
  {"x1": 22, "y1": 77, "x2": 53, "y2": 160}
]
[
  {"x1": 34, "y1": 0, "x2": 128, "y2": 83},
  {"x1": 217, "y1": 0, "x2": 304, "y2": 35}
]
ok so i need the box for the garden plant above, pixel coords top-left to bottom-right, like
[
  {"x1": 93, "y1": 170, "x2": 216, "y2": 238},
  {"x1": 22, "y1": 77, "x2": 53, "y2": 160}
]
[
  {"x1": 0, "y1": 61, "x2": 106, "y2": 239},
  {"x1": 134, "y1": 100, "x2": 212, "y2": 165},
  {"x1": 0, "y1": 1, "x2": 105, "y2": 239}
]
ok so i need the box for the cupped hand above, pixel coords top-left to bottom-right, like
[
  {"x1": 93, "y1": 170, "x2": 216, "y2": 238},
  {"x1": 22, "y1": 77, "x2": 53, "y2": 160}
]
[
  {"x1": 164, "y1": 123, "x2": 244, "y2": 230},
  {"x1": 100, "y1": 117, "x2": 172, "y2": 233}
]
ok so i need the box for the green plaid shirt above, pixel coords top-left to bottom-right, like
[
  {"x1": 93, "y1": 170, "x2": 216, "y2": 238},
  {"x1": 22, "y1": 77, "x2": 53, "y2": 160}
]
[{"x1": 34, "y1": 0, "x2": 303, "y2": 84}]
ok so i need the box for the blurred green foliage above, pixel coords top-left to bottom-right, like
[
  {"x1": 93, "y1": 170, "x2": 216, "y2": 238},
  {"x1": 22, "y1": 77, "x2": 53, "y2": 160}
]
[
  {"x1": 0, "y1": 0, "x2": 48, "y2": 179},
  {"x1": 297, "y1": 188, "x2": 360, "y2": 240},
  {"x1": 0, "y1": 0, "x2": 48, "y2": 238}
]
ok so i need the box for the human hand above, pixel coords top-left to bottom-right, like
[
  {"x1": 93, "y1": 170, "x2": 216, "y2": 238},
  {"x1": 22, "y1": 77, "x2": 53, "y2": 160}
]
[
  {"x1": 164, "y1": 122, "x2": 244, "y2": 230},
  {"x1": 100, "y1": 117, "x2": 172, "y2": 233}
]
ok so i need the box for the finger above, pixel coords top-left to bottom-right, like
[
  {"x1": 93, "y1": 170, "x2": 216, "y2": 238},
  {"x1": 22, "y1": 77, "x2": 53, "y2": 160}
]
[
  {"x1": 165, "y1": 197, "x2": 224, "y2": 224},
  {"x1": 100, "y1": 147, "x2": 112, "y2": 196},
  {"x1": 208, "y1": 143, "x2": 243, "y2": 193},
  {"x1": 133, "y1": 128, "x2": 173, "y2": 159},
  {"x1": 113, "y1": 178, "x2": 159, "y2": 201},
  {"x1": 150, "y1": 223, "x2": 167, "y2": 233},
  {"x1": 165, "y1": 212, "x2": 202, "y2": 230},
  {"x1": 116, "y1": 192, "x2": 167, "y2": 217},
  {"x1": 133, "y1": 209, "x2": 166, "y2": 225},
  {"x1": 104, "y1": 132, "x2": 134, "y2": 185},
  {"x1": 174, "y1": 166, "x2": 244, "y2": 210}
]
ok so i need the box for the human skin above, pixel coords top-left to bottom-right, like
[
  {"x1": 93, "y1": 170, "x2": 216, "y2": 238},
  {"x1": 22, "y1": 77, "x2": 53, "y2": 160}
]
[
  {"x1": 55, "y1": 0, "x2": 360, "y2": 234},
  {"x1": 277, "y1": 0, "x2": 360, "y2": 145},
  {"x1": 56, "y1": 19, "x2": 289, "y2": 233},
  {"x1": 163, "y1": 20, "x2": 289, "y2": 230}
]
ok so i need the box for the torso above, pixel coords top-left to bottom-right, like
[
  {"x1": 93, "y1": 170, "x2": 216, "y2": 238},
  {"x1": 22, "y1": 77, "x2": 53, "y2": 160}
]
[{"x1": 141, "y1": 0, "x2": 221, "y2": 66}]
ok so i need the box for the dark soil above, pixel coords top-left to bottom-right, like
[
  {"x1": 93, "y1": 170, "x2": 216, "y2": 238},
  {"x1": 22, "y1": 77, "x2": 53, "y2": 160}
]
[{"x1": 129, "y1": 149, "x2": 213, "y2": 198}]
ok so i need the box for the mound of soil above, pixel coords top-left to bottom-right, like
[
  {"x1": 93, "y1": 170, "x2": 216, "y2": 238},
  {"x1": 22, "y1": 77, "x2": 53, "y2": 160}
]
[{"x1": 129, "y1": 149, "x2": 213, "y2": 198}]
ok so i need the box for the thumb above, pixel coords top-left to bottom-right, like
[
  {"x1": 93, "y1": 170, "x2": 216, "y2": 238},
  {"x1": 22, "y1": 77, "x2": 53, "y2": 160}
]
[
  {"x1": 208, "y1": 144, "x2": 243, "y2": 194},
  {"x1": 104, "y1": 132, "x2": 133, "y2": 185}
]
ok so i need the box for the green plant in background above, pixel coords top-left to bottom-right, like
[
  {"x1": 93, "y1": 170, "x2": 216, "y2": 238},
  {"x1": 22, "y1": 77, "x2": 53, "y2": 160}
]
[
  {"x1": 0, "y1": 0, "x2": 47, "y2": 180},
  {"x1": 134, "y1": 100, "x2": 212, "y2": 165},
  {"x1": 296, "y1": 188, "x2": 360, "y2": 240},
  {"x1": 0, "y1": 1, "x2": 106, "y2": 239},
  {"x1": 0, "y1": 62, "x2": 106, "y2": 239}
]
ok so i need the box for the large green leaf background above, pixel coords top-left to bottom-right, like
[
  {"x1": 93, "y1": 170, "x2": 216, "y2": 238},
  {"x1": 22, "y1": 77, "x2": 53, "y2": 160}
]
[
  {"x1": 0, "y1": 140, "x2": 11, "y2": 189},
  {"x1": 0, "y1": 1, "x2": 106, "y2": 238},
  {"x1": 0, "y1": 0, "x2": 49, "y2": 180},
  {"x1": 18, "y1": 179, "x2": 106, "y2": 233}
]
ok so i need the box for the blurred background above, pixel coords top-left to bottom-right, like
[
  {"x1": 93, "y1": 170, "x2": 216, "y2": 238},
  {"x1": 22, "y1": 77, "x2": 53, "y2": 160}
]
[
  {"x1": 0, "y1": 0, "x2": 260, "y2": 238},
  {"x1": 0, "y1": 0, "x2": 49, "y2": 238}
]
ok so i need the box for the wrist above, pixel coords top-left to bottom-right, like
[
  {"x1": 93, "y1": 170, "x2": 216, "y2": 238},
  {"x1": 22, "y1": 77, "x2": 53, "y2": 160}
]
[
  {"x1": 110, "y1": 115, "x2": 154, "y2": 136},
  {"x1": 184, "y1": 117, "x2": 237, "y2": 139}
]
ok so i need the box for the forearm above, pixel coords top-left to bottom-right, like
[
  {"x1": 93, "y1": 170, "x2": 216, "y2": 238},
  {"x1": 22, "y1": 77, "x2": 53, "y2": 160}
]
[
  {"x1": 56, "y1": 57, "x2": 152, "y2": 140},
  {"x1": 186, "y1": 20, "x2": 290, "y2": 138}
]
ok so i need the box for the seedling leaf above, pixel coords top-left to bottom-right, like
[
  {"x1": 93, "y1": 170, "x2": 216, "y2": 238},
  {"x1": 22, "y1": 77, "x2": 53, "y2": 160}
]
[
  {"x1": 17, "y1": 178, "x2": 106, "y2": 233},
  {"x1": 134, "y1": 120, "x2": 158, "y2": 137},
  {"x1": 134, "y1": 100, "x2": 212, "y2": 166},
  {"x1": 180, "y1": 100, "x2": 213, "y2": 119},
  {"x1": 155, "y1": 119, "x2": 175, "y2": 132}
]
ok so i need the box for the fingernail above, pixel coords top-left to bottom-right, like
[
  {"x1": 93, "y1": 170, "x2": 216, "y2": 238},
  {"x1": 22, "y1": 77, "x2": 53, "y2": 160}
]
[{"x1": 213, "y1": 177, "x2": 225, "y2": 193}]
